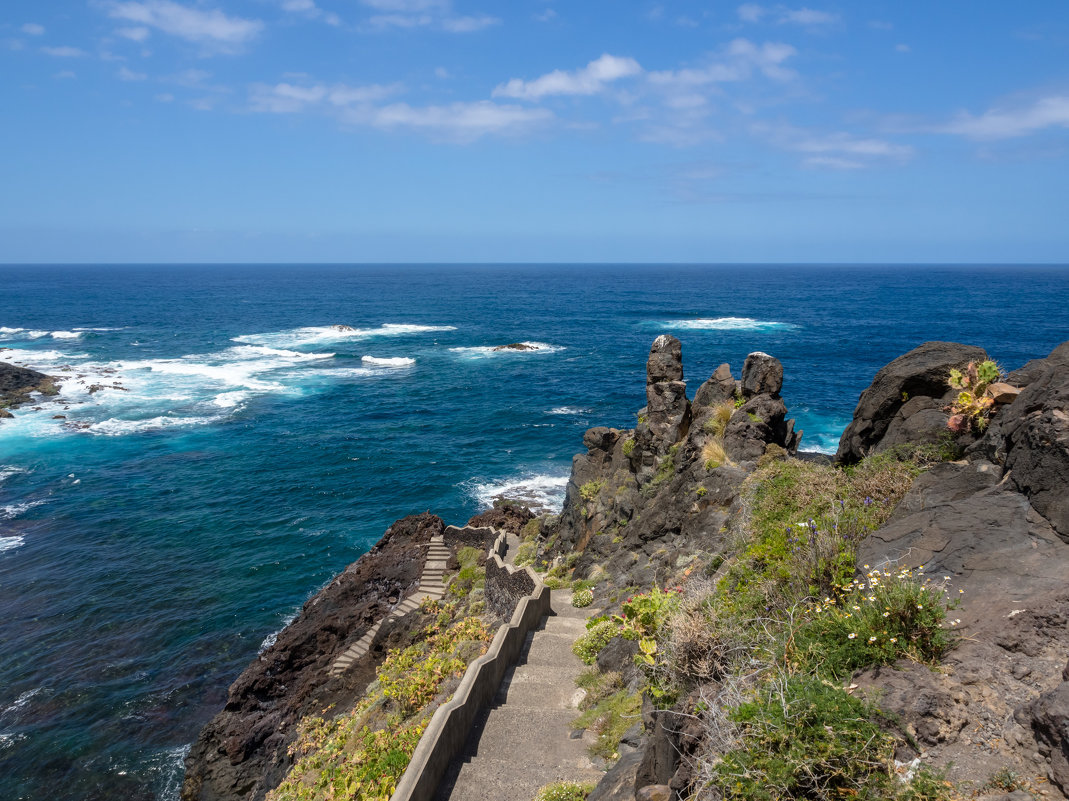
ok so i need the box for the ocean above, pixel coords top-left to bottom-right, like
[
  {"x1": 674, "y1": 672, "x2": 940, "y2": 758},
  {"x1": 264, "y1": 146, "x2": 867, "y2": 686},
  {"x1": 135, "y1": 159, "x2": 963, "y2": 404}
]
[{"x1": 0, "y1": 263, "x2": 1066, "y2": 799}]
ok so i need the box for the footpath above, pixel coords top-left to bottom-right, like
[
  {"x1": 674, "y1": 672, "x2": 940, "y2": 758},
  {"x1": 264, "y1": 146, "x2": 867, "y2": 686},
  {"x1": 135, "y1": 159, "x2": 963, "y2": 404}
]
[
  {"x1": 433, "y1": 584, "x2": 604, "y2": 800},
  {"x1": 328, "y1": 534, "x2": 450, "y2": 678}
]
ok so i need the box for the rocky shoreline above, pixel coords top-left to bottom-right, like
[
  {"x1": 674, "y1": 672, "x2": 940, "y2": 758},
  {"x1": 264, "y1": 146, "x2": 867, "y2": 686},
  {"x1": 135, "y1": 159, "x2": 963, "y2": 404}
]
[{"x1": 183, "y1": 338, "x2": 1069, "y2": 801}]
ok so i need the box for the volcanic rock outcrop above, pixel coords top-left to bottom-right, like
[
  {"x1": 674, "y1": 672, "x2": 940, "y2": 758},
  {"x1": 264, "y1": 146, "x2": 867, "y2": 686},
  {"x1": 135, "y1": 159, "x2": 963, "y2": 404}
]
[{"x1": 0, "y1": 361, "x2": 58, "y2": 417}]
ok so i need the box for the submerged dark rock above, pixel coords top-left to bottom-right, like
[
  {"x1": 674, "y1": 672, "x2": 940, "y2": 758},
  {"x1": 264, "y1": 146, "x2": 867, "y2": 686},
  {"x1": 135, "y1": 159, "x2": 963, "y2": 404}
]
[{"x1": 492, "y1": 342, "x2": 537, "y2": 351}]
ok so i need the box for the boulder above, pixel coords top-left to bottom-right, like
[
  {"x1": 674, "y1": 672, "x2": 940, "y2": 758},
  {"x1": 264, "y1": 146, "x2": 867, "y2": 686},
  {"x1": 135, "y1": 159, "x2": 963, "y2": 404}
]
[
  {"x1": 646, "y1": 335, "x2": 683, "y2": 383},
  {"x1": 1022, "y1": 676, "x2": 1069, "y2": 793},
  {"x1": 693, "y1": 363, "x2": 736, "y2": 411},
  {"x1": 836, "y1": 342, "x2": 988, "y2": 464},
  {"x1": 740, "y1": 352, "x2": 783, "y2": 398},
  {"x1": 723, "y1": 395, "x2": 788, "y2": 463},
  {"x1": 995, "y1": 341, "x2": 1069, "y2": 541},
  {"x1": 986, "y1": 382, "x2": 1022, "y2": 405}
]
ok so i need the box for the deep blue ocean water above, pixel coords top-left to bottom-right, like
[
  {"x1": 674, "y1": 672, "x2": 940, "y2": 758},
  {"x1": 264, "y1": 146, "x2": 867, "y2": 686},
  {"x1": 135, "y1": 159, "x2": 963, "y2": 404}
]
[{"x1": 0, "y1": 263, "x2": 1067, "y2": 799}]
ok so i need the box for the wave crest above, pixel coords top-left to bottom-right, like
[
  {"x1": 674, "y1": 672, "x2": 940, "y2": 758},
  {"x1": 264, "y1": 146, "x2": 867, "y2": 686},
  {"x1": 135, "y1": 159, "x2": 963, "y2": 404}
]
[{"x1": 659, "y1": 317, "x2": 797, "y2": 331}]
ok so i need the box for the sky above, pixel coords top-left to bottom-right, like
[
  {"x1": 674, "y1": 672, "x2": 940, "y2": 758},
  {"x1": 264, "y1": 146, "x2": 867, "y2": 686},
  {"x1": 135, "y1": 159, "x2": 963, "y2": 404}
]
[{"x1": 2, "y1": 1, "x2": 1069, "y2": 263}]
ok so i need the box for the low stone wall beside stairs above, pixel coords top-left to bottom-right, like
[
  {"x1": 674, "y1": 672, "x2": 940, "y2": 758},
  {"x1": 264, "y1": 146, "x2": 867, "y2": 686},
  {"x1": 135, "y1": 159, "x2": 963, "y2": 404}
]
[{"x1": 390, "y1": 531, "x2": 549, "y2": 801}]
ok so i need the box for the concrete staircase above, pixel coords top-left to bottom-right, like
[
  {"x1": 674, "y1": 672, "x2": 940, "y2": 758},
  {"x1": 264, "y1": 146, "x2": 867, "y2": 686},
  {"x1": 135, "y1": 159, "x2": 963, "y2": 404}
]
[
  {"x1": 329, "y1": 534, "x2": 450, "y2": 677},
  {"x1": 433, "y1": 590, "x2": 604, "y2": 801}
]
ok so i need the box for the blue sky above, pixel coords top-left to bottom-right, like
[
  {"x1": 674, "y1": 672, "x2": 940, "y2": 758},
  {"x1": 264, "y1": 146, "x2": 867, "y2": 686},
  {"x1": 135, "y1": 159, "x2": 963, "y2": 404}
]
[{"x1": 2, "y1": 1, "x2": 1068, "y2": 263}]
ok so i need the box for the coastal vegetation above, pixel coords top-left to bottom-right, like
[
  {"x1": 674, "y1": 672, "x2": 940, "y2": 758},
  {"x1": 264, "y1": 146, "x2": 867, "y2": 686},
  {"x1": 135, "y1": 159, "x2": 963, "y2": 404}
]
[{"x1": 268, "y1": 597, "x2": 492, "y2": 800}]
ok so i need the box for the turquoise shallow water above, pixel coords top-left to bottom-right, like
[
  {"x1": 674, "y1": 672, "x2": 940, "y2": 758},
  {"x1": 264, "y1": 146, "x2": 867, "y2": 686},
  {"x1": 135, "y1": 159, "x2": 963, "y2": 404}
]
[{"x1": 0, "y1": 263, "x2": 1067, "y2": 799}]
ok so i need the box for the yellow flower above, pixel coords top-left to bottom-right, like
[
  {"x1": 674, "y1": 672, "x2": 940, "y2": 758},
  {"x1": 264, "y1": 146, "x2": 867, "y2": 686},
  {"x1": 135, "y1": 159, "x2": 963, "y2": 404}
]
[
  {"x1": 917, "y1": 604, "x2": 923, "y2": 609},
  {"x1": 890, "y1": 637, "x2": 897, "y2": 643}
]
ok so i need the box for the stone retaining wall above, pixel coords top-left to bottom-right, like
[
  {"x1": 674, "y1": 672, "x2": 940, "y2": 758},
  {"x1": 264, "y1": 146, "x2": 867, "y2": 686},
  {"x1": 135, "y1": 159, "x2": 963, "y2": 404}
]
[
  {"x1": 485, "y1": 534, "x2": 536, "y2": 619},
  {"x1": 390, "y1": 531, "x2": 549, "y2": 801},
  {"x1": 443, "y1": 525, "x2": 496, "y2": 552}
]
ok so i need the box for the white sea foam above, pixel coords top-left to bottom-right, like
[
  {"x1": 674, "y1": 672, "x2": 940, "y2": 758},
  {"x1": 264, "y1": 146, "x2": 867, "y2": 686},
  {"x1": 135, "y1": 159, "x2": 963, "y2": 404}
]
[
  {"x1": 212, "y1": 391, "x2": 250, "y2": 408},
  {"x1": 0, "y1": 467, "x2": 27, "y2": 484},
  {"x1": 0, "y1": 536, "x2": 25, "y2": 554},
  {"x1": 49, "y1": 331, "x2": 82, "y2": 339},
  {"x1": 548, "y1": 406, "x2": 591, "y2": 415},
  {"x1": 466, "y1": 473, "x2": 569, "y2": 513},
  {"x1": 3, "y1": 688, "x2": 40, "y2": 716},
  {"x1": 87, "y1": 415, "x2": 223, "y2": 436},
  {"x1": 0, "y1": 348, "x2": 76, "y2": 363},
  {"x1": 72, "y1": 327, "x2": 126, "y2": 331},
  {"x1": 0, "y1": 328, "x2": 49, "y2": 341},
  {"x1": 233, "y1": 323, "x2": 456, "y2": 348},
  {"x1": 259, "y1": 611, "x2": 298, "y2": 653},
  {"x1": 361, "y1": 356, "x2": 416, "y2": 367},
  {"x1": 659, "y1": 317, "x2": 798, "y2": 331},
  {"x1": 0, "y1": 501, "x2": 45, "y2": 520},
  {"x1": 449, "y1": 341, "x2": 563, "y2": 358},
  {"x1": 0, "y1": 732, "x2": 25, "y2": 749}
]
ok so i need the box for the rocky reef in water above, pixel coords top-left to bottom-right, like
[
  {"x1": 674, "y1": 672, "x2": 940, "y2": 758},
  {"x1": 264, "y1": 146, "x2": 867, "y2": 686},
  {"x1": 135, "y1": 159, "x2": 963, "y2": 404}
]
[
  {"x1": 182, "y1": 337, "x2": 1069, "y2": 801},
  {"x1": 0, "y1": 360, "x2": 59, "y2": 418}
]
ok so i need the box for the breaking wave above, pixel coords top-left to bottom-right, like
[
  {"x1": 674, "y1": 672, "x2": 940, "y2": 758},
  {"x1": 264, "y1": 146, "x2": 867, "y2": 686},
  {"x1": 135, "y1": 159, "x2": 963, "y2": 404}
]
[
  {"x1": 361, "y1": 356, "x2": 416, "y2": 367},
  {"x1": 232, "y1": 323, "x2": 455, "y2": 349},
  {"x1": 657, "y1": 317, "x2": 798, "y2": 331},
  {"x1": 464, "y1": 472, "x2": 569, "y2": 514}
]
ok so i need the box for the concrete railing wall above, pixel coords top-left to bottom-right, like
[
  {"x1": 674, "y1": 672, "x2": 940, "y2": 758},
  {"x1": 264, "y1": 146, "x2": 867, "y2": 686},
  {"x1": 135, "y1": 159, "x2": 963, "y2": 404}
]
[{"x1": 391, "y1": 530, "x2": 549, "y2": 801}]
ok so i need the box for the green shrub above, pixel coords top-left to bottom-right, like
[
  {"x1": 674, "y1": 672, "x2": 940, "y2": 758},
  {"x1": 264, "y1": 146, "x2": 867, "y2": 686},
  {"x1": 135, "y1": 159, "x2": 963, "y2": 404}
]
[
  {"x1": 573, "y1": 670, "x2": 641, "y2": 761},
  {"x1": 622, "y1": 437, "x2": 635, "y2": 457},
  {"x1": 514, "y1": 540, "x2": 537, "y2": 567},
  {"x1": 532, "y1": 781, "x2": 595, "y2": 801},
  {"x1": 572, "y1": 619, "x2": 617, "y2": 664},
  {"x1": 520, "y1": 518, "x2": 541, "y2": 541},
  {"x1": 947, "y1": 359, "x2": 1002, "y2": 434},
  {"x1": 572, "y1": 588, "x2": 594, "y2": 608},
  {"x1": 580, "y1": 480, "x2": 605, "y2": 502},
  {"x1": 543, "y1": 576, "x2": 569, "y2": 590},
  {"x1": 711, "y1": 674, "x2": 896, "y2": 801},
  {"x1": 791, "y1": 566, "x2": 958, "y2": 679}
]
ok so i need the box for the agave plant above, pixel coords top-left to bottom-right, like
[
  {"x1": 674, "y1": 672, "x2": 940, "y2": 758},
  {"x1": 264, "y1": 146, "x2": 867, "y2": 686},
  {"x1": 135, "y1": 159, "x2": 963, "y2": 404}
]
[{"x1": 947, "y1": 359, "x2": 1001, "y2": 433}]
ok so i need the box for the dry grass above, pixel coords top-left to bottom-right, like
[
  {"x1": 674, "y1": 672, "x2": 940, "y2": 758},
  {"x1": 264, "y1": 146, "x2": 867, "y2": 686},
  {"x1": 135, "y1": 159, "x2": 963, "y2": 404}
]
[
  {"x1": 702, "y1": 402, "x2": 736, "y2": 439},
  {"x1": 702, "y1": 439, "x2": 731, "y2": 470}
]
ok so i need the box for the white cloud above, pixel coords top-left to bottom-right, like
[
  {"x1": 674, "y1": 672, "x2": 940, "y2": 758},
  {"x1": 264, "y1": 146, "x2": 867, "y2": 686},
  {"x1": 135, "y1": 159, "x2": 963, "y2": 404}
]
[
  {"x1": 21, "y1": 23, "x2": 46, "y2": 36},
  {"x1": 441, "y1": 15, "x2": 499, "y2": 32},
  {"x1": 42, "y1": 46, "x2": 87, "y2": 57},
  {"x1": 368, "y1": 13, "x2": 433, "y2": 28},
  {"x1": 493, "y1": 54, "x2": 642, "y2": 100},
  {"x1": 360, "y1": 0, "x2": 447, "y2": 9},
  {"x1": 935, "y1": 95, "x2": 1069, "y2": 140},
  {"x1": 117, "y1": 26, "x2": 152, "y2": 41},
  {"x1": 106, "y1": 1, "x2": 263, "y2": 48},
  {"x1": 361, "y1": 100, "x2": 552, "y2": 140},
  {"x1": 280, "y1": 0, "x2": 342, "y2": 27},
  {"x1": 762, "y1": 126, "x2": 913, "y2": 168},
  {"x1": 802, "y1": 156, "x2": 863, "y2": 170},
  {"x1": 118, "y1": 66, "x2": 148, "y2": 80},
  {"x1": 737, "y1": 4, "x2": 839, "y2": 27},
  {"x1": 360, "y1": 0, "x2": 497, "y2": 33},
  {"x1": 649, "y1": 39, "x2": 797, "y2": 87},
  {"x1": 249, "y1": 81, "x2": 402, "y2": 113},
  {"x1": 780, "y1": 7, "x2": 837, "y2": 25},
  {"x1": 737, "y1": 4, "x2": 765, "y2": 22}
]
